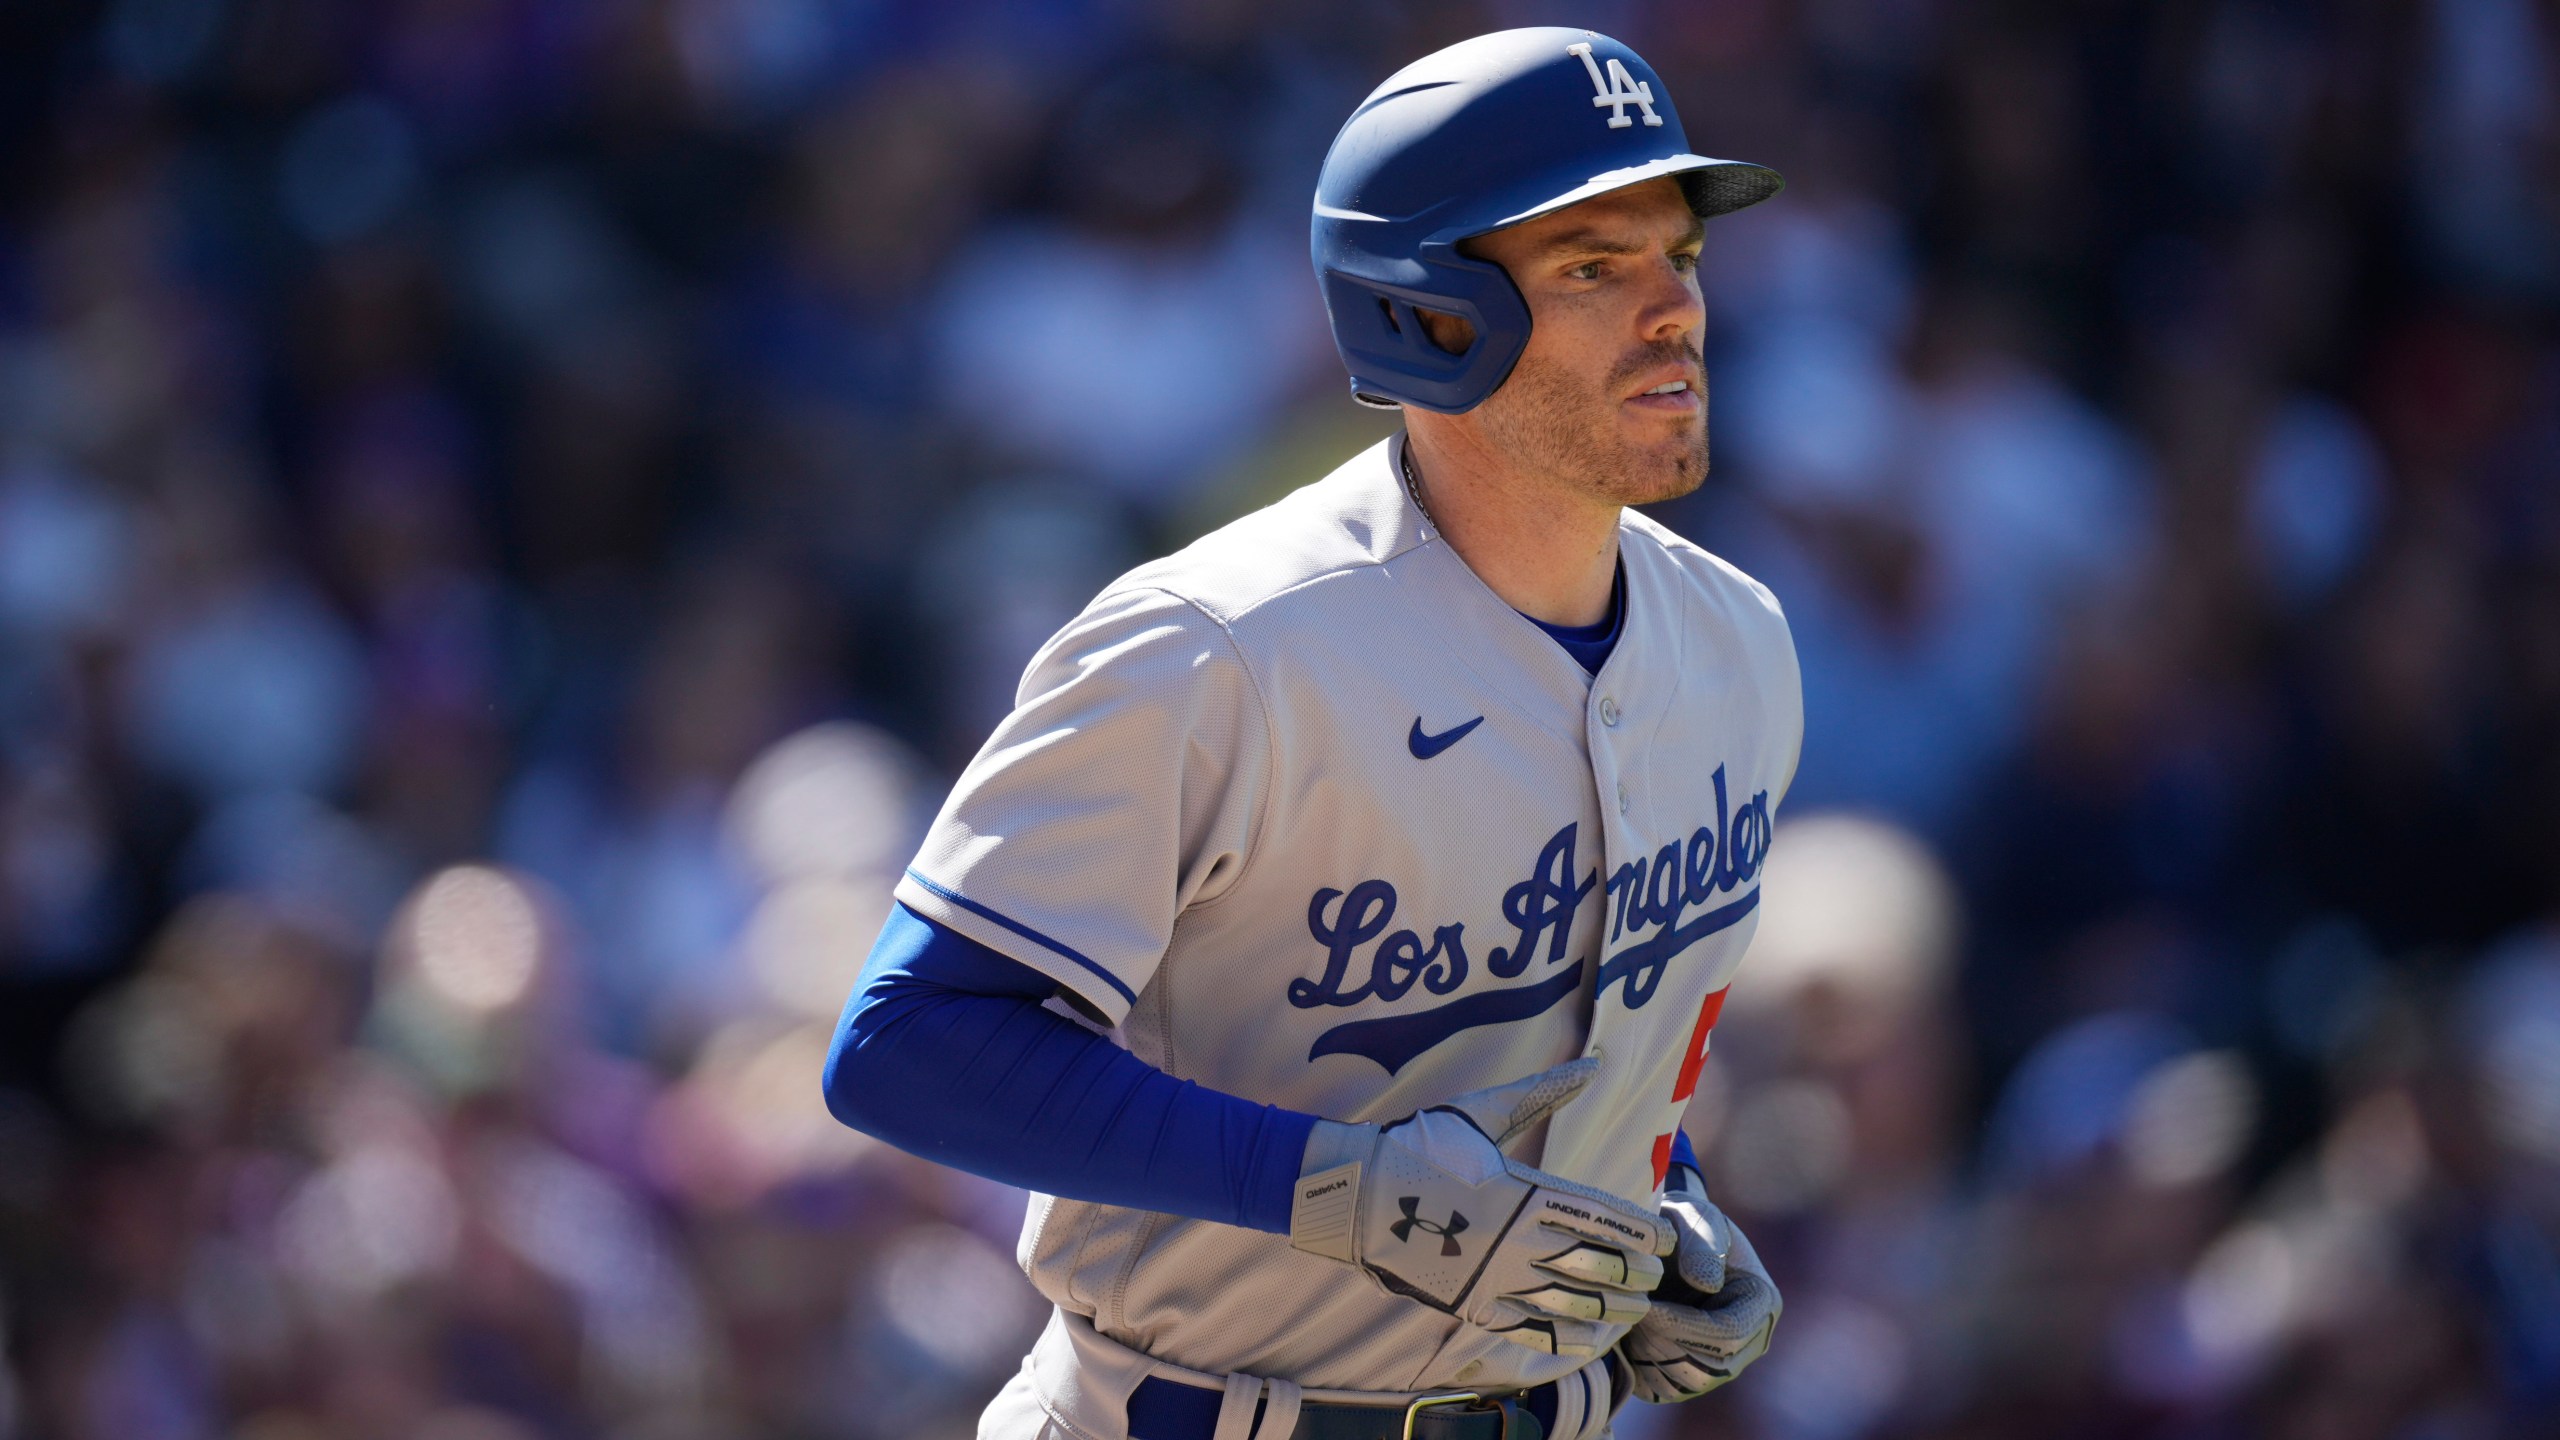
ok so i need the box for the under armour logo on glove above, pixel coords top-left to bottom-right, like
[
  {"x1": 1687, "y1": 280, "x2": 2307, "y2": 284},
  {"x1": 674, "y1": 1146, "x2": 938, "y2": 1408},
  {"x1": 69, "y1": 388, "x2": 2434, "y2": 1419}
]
[
  {"x1": 1289, "y1": 1060, "x2": 1674, "y2": 1358},
  {"x1": 1391, "y1": 1197, "x2": 1470, "y2": 1256},
  {"x1": 1567, "y1": 42, "x2": 1662, "y2": 128}
]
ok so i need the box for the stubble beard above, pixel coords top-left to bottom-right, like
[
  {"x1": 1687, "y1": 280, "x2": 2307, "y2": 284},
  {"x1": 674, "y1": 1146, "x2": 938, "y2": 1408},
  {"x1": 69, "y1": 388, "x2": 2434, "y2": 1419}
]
[{"x1": 1472, "y1": 339, "x2": 1710, "y2": 507}]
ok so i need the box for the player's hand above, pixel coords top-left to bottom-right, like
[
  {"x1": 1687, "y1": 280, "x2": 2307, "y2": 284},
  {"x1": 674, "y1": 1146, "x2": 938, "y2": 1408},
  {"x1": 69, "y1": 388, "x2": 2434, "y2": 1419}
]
[
  {"x1": 1616, "y1": 1168, "x2": 1781, "y2": 1401},
  {"x1": 1288, "y1": 1058, "x2": 1675, "y2": 1358}
]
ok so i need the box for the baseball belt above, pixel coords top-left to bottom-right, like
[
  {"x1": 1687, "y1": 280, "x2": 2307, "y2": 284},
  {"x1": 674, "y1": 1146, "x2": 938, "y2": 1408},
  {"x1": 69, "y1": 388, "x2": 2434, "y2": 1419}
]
[{"x1": 1127, "y1": 1374, "x2": 1556, "y2": 1440}]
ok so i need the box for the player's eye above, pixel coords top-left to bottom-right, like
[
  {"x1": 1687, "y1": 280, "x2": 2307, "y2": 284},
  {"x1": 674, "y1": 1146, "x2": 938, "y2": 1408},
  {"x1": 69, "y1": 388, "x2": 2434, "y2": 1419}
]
[
  {"x1": 1569, "y1": 261, "x2": 1605, "y2": 281},
  {"x1": 1670, "y1": 251, "x2": 1701, "y2": 273}
]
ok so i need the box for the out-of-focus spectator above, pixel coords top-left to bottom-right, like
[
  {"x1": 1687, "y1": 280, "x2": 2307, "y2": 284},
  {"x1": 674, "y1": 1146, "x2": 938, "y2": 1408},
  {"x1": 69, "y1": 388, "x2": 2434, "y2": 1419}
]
[{"x1": 926, "y1": 58, "x2": 1332, "y2": 506}]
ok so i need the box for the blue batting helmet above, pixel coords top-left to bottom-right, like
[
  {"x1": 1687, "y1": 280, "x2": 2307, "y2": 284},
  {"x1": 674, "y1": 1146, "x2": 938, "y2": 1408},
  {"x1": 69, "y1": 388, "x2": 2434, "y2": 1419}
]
[{"x1": 1312, "y1": 28, "x2": 1782, "y2": 414}]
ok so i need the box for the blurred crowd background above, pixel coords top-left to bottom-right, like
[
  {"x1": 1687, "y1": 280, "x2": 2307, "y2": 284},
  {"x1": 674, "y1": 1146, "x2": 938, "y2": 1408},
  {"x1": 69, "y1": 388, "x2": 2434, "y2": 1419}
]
[{"x1": 0, "y1": 0, "x2": 2554, "y2": 1438}]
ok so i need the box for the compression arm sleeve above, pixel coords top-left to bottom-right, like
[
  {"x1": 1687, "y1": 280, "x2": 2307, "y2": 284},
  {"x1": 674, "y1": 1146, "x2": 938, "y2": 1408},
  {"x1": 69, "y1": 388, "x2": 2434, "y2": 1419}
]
[{"x1": 821, "y1": 903, "x2": 1316, "y2": 1233}]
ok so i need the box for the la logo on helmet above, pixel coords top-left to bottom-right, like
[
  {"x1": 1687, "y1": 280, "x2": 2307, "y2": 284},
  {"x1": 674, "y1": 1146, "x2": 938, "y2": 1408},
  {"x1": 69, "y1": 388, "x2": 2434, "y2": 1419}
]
[{"x1": 1567, "y1": 42, "x2": 1662, "y2": 129}]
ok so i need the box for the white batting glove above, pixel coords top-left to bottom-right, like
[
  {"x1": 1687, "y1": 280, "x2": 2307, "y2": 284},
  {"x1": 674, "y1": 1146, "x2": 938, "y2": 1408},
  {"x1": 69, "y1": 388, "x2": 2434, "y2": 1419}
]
[
  {"x1": 1289, "y1": 1059, "x2": 1676, "y2": 1358},
  {"x1": 1616, "y1": 1167, "x2": 1781, "y2": 1401}
]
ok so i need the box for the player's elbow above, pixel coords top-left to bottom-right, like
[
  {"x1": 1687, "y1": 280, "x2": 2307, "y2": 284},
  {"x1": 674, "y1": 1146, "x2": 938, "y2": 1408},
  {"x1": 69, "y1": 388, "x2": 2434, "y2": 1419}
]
[{"x1": 819, "y1": 1004, "x2": 894, "y2": 1138}]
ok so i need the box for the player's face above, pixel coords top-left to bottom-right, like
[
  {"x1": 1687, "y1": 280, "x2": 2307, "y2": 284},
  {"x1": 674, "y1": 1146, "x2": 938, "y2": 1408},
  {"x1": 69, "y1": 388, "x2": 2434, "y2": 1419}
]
[{"x1": 1463, "y1": 179, "x2": 1710, "y2": 506}]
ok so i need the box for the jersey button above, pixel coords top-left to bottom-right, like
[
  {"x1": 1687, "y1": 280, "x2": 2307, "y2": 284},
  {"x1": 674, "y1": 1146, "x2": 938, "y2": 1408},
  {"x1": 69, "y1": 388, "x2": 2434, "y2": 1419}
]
[
  {"x1": 1616, "y1": 781, "x2": 1629, "y2": 814},
  {"x1": 1599, "y1": 696, "x2": 1620, "y2": 726}
]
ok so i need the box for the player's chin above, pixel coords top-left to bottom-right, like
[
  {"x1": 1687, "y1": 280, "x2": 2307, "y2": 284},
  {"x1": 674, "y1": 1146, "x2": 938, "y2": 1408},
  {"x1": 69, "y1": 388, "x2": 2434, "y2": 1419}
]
[{"x1": 1610, "y1": 430, "x2": 1710, "y2": 505}]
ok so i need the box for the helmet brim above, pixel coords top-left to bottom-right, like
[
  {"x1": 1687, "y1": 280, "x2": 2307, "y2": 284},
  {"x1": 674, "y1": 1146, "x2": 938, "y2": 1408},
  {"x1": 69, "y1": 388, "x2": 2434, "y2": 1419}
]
[{"x1": 1472, "y1": 154, "x2": 1783, "y2": 237}]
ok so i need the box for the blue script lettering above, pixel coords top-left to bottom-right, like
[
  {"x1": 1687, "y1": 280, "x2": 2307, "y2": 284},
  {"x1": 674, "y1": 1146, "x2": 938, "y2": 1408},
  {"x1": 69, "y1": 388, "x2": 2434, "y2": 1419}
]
[
  {"x1": 1376, "y1": 925, "x2": 1469, "y2": 1000},
  {"x1": 1593, "y1": 765, "x2": 1774, "y2": 1007},
  {"x1": 1287, "y1": 880, "x2": 1399, "y2": 1008},
  {"x1": 1489, "y1": 823, "x2": 1597, "y2": 978},
  {"x1": 1291, "y1": 823, "x2": 1597, "y2": 1072},
  {"x1": 1289, "y1": 824, "x2": 1595, "y2": 1010},
  {"x1": 1289, "y1": 768, "x2": 1774, "y2": 1072},
  {"x1": 1291, "y1": 883, "x2": 1466, "y2": 1005}
]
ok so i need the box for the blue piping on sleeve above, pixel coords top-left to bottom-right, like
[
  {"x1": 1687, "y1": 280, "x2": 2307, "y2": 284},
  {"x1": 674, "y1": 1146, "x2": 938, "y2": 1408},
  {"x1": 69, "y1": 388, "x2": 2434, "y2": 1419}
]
[{"x1": 899, "y1": 868, "x2": 1142, "y2": 1009}]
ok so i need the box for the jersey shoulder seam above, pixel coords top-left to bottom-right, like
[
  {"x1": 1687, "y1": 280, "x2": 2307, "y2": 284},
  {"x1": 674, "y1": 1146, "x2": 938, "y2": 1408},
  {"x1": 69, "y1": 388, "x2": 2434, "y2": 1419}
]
[
  {"x1": 1118, "y1": 537, "x2": 1424, "y2": 632},
  {"x1": 1102, "y1": 583, "x2": 1283, "y2": 917}
]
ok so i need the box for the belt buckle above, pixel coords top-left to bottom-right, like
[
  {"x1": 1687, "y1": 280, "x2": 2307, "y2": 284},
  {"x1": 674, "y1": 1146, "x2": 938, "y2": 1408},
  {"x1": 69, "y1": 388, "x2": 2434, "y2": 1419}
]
[{"x1": 1402, "y1": 1391, "x2": 1497, "y2": 1440}]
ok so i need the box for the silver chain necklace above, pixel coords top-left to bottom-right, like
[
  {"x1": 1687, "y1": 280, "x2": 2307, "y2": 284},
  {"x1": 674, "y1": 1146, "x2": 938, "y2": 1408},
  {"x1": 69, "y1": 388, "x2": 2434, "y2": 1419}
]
[{"x1": 1397, "y1": 441, "x2": 1438, "y2": 530}]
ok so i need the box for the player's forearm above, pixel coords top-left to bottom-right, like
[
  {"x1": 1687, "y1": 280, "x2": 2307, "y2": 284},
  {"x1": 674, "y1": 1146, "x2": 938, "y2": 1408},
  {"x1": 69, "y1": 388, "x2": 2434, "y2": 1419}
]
[{"x1": 821, "y1": 904, "x2": 1315, "y2": 1233}]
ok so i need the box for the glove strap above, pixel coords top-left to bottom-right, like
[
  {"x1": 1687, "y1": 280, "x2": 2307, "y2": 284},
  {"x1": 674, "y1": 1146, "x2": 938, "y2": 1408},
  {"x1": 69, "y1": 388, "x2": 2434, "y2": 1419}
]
[{"x1": 1290, "y1": 1161, "x2": 1362, "y2": 1263}]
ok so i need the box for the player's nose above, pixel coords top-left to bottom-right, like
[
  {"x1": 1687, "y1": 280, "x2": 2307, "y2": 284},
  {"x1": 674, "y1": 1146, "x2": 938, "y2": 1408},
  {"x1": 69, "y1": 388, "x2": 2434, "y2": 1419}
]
[{"x1": 1636, "y1": 253, "x2": 1704, "y2": 343}]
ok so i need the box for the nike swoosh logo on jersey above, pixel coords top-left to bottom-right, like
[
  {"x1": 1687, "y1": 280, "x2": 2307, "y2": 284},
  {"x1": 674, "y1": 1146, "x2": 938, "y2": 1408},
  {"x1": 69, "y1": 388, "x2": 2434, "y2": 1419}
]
[{"x1": 1407, "y1": 715, "x2": 1484, "y2": 759}]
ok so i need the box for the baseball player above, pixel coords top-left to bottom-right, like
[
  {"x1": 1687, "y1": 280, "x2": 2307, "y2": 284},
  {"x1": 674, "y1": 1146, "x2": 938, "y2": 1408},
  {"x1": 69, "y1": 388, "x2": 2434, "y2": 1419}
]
[{"x1": 823, "y1": 28, "x2": 1797, "y2": 1440}]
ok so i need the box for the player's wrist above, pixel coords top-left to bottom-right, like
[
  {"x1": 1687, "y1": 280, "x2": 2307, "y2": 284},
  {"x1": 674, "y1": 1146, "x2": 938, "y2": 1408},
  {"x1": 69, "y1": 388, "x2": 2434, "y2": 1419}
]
[{"x1": 1299, "y1": 1117, "x2": 1376, "y2": 1179}]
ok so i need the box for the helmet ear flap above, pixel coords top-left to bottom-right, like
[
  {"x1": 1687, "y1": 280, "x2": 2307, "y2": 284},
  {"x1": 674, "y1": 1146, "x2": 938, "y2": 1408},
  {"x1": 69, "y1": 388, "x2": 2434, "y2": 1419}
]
[
  {"x1": 1317, "y1": 250, "x2": 1531, "y2": 414},
  {"x1": 1312, "y1": 27, "x2": 1778, "y2": 413}
]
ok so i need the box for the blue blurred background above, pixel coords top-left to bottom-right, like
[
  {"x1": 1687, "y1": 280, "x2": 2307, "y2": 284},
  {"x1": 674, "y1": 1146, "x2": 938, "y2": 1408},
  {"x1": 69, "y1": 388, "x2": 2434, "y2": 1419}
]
[{"x1": 0, "y1": 1, "x2": 2555, "y2": 1438}]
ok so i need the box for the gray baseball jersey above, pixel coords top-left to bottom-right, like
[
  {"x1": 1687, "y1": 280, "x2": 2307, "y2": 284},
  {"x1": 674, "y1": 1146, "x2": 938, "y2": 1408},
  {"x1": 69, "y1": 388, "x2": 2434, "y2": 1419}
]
[{"x1": 895, "y1": 434, "x2": 1802, "y2": 1396}]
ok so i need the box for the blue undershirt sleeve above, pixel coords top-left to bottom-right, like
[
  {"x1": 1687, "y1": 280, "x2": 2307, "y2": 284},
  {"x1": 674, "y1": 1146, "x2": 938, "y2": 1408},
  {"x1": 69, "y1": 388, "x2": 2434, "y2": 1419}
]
[
  {"x1": 1669, "y1": 1128, "x2": 1703, "y2": 1191},
  {"x1": 821, "y1": 903, "x2": 1317, "y2": 1234}
]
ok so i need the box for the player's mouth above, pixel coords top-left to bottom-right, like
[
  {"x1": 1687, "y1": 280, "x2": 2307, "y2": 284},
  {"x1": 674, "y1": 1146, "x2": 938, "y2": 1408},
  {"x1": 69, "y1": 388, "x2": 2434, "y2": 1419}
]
[{"x1": 1622, "y1": 368, "x2": 1702, "y2": 415}]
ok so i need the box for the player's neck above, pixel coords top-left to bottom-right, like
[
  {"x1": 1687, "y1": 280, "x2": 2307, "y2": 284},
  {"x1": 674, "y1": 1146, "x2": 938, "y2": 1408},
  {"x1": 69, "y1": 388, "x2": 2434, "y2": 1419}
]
[{"x1": 1400, "y1": 426, "x2": 1621, "y2": 629}]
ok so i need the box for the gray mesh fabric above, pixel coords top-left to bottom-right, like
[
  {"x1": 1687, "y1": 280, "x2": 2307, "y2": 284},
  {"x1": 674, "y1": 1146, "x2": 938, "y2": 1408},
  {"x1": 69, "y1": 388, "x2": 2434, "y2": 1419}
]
[{"x1": 1616, "y1": 1192, "x2": 1780, "y2": 1401}]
